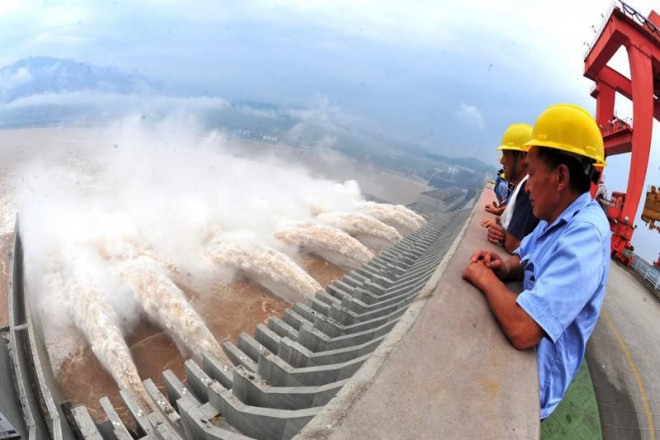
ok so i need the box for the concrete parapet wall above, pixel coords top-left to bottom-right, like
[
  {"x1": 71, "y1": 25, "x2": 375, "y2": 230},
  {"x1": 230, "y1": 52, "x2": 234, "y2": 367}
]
[
  {"x1": 297, "y1": 188, "x2": 539, "y2": 439},
  {"x1": 5, "y1": 220, "x2": 75, "y2": 440}
]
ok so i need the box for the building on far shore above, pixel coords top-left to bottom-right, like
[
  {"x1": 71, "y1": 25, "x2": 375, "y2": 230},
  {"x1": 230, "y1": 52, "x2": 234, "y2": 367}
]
[{"x1": 414, "y1": 186, "x2": 467, "y2": 215}]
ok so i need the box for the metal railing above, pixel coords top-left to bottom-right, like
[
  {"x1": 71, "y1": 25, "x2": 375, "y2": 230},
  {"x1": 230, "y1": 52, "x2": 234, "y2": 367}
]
[
  {"x1": 585, "y1": 0, "x2": 660, "y2": 58},
  {"x1": 600, "y1": 117, "x2": 633, "y2": 135},
  {"x1": 630, "y1": 254, "x2": 660, "y2": 293},
  {"x1": 585, "y1": 1, "x2": 616, "y2": 58},
  {"x1": 619, "y1": 0, "x2": 660, "y2": 40}
]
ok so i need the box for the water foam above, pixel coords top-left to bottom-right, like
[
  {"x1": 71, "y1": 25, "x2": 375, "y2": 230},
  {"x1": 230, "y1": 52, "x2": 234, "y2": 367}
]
[
  {"x1": 206, "y1": 235, "x2": 322, "y2": 303},
  {"x1": 315, "y1": 212, "x2": 402, "y2": 250},
  {"x1": 114, "y1": 256, "x2": 229, "y2": 365},
  {"x1": 39, "y1": 262, "x2": 152, "y2": 410},
  {"x1": 68, "y1": 284, "x2": 152, "y2": 409},
  {"x1": 358, "y1": 201, "x2": 425, "y2": 235},
  {"x1": 0, "y1": 189, "x2": 16, "y2": 237},
  {"x1": 275, "y1": 222, "x2": 373, "y2": 270}
]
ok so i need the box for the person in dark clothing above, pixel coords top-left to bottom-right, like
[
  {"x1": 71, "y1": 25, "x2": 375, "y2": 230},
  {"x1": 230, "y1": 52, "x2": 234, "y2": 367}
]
[
  {"x1": 482, "y1": 123, "x2": 539, "y2": 254},
  {"x1": 505, "y1": 180, "x2": 539, "y2": 246}
]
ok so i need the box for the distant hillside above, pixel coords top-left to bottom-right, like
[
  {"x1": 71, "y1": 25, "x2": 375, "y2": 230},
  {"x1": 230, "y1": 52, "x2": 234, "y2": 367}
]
[
  {"x1": 0, "y1": 56, "x2": 155, "y2": 103},
  {"x1": 0, "y1": 57, "x2": 489, "y2": 187},
  {"x1": 424, "y1": 153, "x2": 493, "y2": 174}
]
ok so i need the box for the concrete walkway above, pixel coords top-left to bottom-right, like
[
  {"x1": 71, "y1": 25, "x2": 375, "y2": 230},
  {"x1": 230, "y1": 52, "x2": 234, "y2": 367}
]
[
  {"x1": 587, "y1": 261, "x2": 660, "y2": 440},
  {"x1": 316, "y1": 189, "x2": 540, "y2": 439}
]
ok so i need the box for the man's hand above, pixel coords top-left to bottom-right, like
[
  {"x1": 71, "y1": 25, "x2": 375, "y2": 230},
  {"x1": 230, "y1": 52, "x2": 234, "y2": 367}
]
[
  {"x1": 487, "y1": 219, "x2": 505, "y2": 244},
  {"x1": 467, "y1": 250, "x2": 509, "y2": 279},
  {"x1": 462, "y1": 259, "x2": 499, "y2": 291},
  {"x1": 463, "y1": 252, "x2": 541, "y2": 350},
  {"x1": 480, "y1": 218, "x2": 496, "y2": 228},
  {"x1": 484, "y1": 202, "x2": 498, "y2": 214},
  {"x1": 485, "y1": 202, "x2": 505, "y2": 216}
]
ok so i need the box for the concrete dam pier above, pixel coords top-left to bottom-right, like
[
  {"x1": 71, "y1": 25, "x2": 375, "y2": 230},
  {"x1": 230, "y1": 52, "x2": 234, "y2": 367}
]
[{"x1": 0, "y1": 189, "x2": 543, "y2": 440}]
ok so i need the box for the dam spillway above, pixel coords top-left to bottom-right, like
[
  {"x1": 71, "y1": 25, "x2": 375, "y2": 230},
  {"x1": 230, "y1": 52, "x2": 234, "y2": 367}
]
[{"x1": 0, "y1": 206, "x2": 471, "y2": 439}]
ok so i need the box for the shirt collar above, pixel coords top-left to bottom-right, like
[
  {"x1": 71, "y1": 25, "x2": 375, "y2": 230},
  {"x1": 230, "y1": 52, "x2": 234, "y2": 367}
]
[
  {"x1": 540, "y1": 192, "x2": 592, "y2": 236},
  {"x1": 513, "y1": 174, "x2": 528, "y2": 191}
]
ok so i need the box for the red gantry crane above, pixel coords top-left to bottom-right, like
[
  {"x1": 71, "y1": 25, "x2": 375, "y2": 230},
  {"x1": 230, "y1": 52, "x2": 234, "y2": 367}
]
[{"x1": 584, "y1": 0, "x2": 660, "y2": 266}]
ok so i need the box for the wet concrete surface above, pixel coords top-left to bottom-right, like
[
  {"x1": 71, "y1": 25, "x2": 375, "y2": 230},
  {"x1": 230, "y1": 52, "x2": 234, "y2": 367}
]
[{"x1": 54, "y1": 255, "x2": 346, "y2": 427}]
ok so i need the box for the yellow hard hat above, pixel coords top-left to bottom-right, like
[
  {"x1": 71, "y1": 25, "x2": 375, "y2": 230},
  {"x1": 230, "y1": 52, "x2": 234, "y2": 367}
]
[
  {"x1": 496, "y1": 123, "x2": 533, "y2": 152},
  {"x1": 522, "y1": 104, "x2": 606, "y2": 167}
]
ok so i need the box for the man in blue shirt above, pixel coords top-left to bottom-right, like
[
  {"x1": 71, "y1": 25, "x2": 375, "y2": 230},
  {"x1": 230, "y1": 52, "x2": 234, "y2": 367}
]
[
  {"x1": 463, "y1": 104, "x2": 611, "y2": 419},
  {"x1": 494, "y1": 169, "x2": 509, "y2": 205}
]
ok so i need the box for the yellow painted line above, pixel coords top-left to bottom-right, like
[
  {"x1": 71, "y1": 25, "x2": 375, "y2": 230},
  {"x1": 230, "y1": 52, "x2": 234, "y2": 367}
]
[{"x1": 602, "y1": 309, "x2": 656, "y2": 440}]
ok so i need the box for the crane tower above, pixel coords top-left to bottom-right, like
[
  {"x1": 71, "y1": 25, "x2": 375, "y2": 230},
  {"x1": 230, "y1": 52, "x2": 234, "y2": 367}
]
[{"x1": 584, "y1": 0, "x2": 660, "y2": 265}]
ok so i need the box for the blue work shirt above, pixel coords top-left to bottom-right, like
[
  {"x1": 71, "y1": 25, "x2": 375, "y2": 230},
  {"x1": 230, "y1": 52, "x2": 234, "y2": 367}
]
[
  {"x1": 513, "y1": 192, "x2": 611, "y2": 419},
  {"x1": 494, "y1": 177, "x2": 509, "y2": 205}
]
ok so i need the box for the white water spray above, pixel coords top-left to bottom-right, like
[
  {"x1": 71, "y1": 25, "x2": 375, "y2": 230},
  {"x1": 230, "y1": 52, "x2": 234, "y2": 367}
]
[
  {"x1": 358, "y1": 201, "x2": 425, "y2": 235},
  {"x1": 315, "y1": 212, "x2": 402, "y2": 250},
  {"x1": 39, "y1": 260, "x2": 152, "y2": 410},
  {"x1": 275, "y1": 222, "x2": 374, "y2": 270},
  {"x1": 206, "y1": 235, "x2": 322, "y2": 304},
  {"x1": 8, "y1": 122, "x2": 435, "y2": 423},
  {"x1": 68, "y1": 284, "x2": 152, "y2": 409},
  {"x1": 114, "y1": 256, "x2": 228, "y2": 365},
  {"x1": 390, "y1": 203, "x2": 426, "y2": 224}
]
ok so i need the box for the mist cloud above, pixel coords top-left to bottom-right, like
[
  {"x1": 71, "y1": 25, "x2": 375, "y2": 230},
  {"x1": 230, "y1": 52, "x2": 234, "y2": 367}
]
[
  {"x1": 0, "y1": 67, "x2": 32, "y2": 93},
  {"x1": 3, "y1": 90, "x2": 231, "y2": 112},
  {"x1": 454, "y1": 102, "x2": 485, "y2": 130},
  {"x1": 15, "y1": 115, "x2": 370, "y2": 342}
]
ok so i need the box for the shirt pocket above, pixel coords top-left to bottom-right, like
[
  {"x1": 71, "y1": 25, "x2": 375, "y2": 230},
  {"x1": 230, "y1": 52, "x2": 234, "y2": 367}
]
[{"x1": 522, "y1": 259, "x2": 536, "y2": 291}]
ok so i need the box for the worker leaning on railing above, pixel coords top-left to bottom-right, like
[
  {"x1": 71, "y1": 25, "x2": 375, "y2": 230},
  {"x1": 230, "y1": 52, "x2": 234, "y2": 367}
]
[
  {"x1": 463, "y1": 104, "x2": 611, "y2": 420},
  {"x1": 493, "y1": 168, "x2": 509, "y2": 206},
  {"x1": 481, "y1": 123, "x2": 539, "y2": 254}
]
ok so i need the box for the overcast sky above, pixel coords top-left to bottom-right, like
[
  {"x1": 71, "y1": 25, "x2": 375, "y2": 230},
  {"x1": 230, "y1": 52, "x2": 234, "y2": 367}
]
[{"x1": 0, "y1": 0, "x2": 659, "y2": 260}]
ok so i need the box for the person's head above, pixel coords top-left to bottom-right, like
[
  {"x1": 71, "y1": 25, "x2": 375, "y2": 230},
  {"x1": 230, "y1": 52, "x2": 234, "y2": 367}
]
[
  {"x1": 522, "y1": 104, "x2": 606, "y2": 222},
  {"x1": 496, "y1": 123, "x2": 532, "y2": 184},
  {"x1": 501, "y1": 150, "x2": 527, "y2": 184}
]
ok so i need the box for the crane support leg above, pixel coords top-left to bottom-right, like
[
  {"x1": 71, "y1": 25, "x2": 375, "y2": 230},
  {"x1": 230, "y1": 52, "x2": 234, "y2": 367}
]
[
  {"x1": 595, "y1": 83, "x2": 616, "y2": 128},
  {"x1": 624, "y1": 46, "x2": 653, "y2": 223}
]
